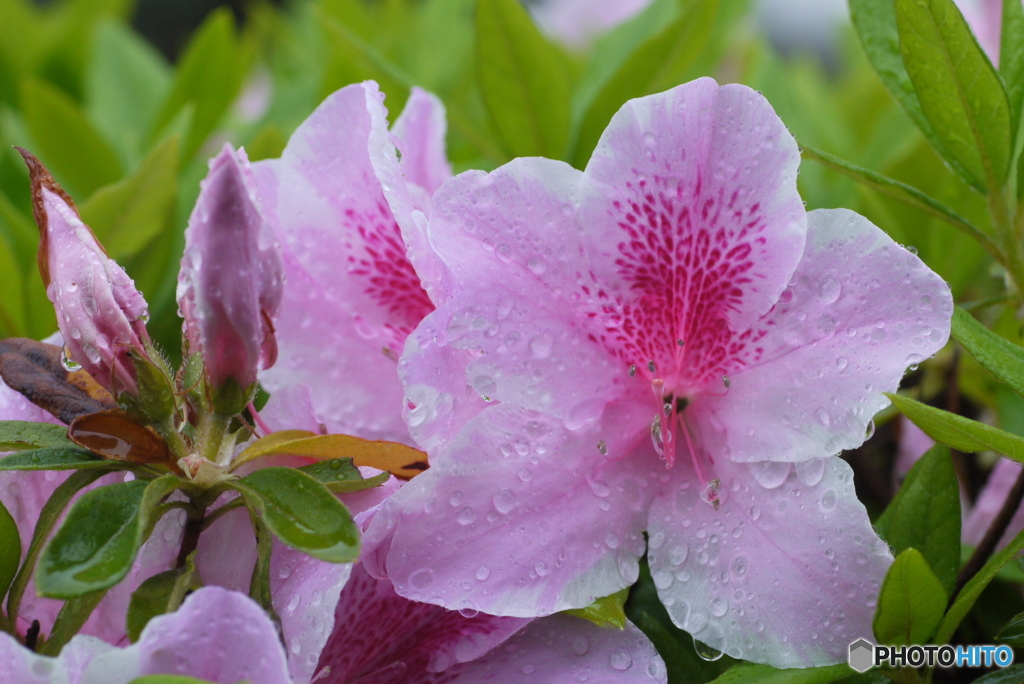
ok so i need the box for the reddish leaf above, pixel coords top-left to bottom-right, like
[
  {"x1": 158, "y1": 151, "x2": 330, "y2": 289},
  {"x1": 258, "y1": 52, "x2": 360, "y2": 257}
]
[{"x1": 69, "y1": 409, "x2": 174, "y2": 466}]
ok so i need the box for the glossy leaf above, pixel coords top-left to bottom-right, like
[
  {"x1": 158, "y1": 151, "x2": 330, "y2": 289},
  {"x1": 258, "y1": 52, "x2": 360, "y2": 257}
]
[
  {"x1": 297, "y1": 457, "x2": 389, "y2": 493},
  {"x1": 232, "y1": 466, "x2": 359, "y2": 564},
  {"x1": 36, "y1": 475, "x2": 177, "y2": 598},
  {"x1": 0, "y1": 497, "x2": 20, "y2": 599},
  {"x1": 564, "y1": 587, "x2": 629, "y2": 628},
  {"x1": 126, "y1": 554, "x2": 198, "y2": 642},
  {"x1": 887, "y1": 393, "x2": 1024, "y2": 462},
  {"x1": 19, "y1": 76, "x2": 123, "y2": 198},
  {"x1": 850, "y1": 0, "x2": 960, "y2": 177},
  {"x1": 953, "y1": 306, "x2": 1024, "y2": 399},
  {"x1": 79, "y1": 133, "x2": 180, "y2": 260},
  {"x1": 0, "y1": 446, "x2": 112, "y2": 471},
  {"x1": 935, "y1": 525, "x2": 1024, "y2": 643},
  {"x1": 6, "y1": 469, "x2": 107, "y2": 623},
  {"x1": 875, "y1": 445, "x2": 960, "y2": 594},
  {"x1": 476, "y1": 0, "x2": 571, "y2": 158},
  {"x1": 0, "y1": 420, "x2": 73, "y2": 451},
  {"x1": 996, "y1": 610, "x2": 1024, "y2": 646},
  {"x1": 973, "y1": 665, "x2": 1024, "y2": 683},
  {"x1": 896, "y1": 0, "x2": 1012, "y2": 191},
  {"x1": 873, "y1": 548, "x2": 946, "y2": 645},
  {"x1": 706, "y1": 663, "x2": 854, "y2": 684},
  {"x1": 233, "y1": 429, "x2": 428, "y2": 479}
]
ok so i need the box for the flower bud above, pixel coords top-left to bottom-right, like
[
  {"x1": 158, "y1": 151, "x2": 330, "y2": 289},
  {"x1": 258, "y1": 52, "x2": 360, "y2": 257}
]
[
  {"x1": 17, "y1": 148, "x2": 150, "y2": 396},
  {"x1": 177, "y1": 145, "x2": 283, "y2": 408}
]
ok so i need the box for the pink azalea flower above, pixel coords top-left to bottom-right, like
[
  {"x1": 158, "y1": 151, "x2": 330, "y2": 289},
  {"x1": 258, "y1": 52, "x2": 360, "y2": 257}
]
[
  {"x1": 15, "y1": 150, "x2": 150, "y2": 396},
  {"x1": 178, "y1": 144, "x2": 284, "y2": 396},
  {"x1": 0, "y1": 569, "x2": 666, "y2": 684},
  {"x1": 253, "y1": 81, "x2": 451, "y2": 443},
  {"x1": 365, "y1": 78, "x2": 953, "y2": 667}
]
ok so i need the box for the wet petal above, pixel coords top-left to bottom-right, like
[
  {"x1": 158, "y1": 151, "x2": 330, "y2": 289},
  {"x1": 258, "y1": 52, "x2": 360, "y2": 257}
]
[
  {"x1": 365, "y1": 406, "x2": 653, "y2": 617},
  {"x1": 647, "y1": 456, "x2": 891, "y2": 667},
  {"x1": 452, "y1": 615, "x2": 667, "y2": 683},
  {"x1": 689, "y1": 209, "x2": 953, "y2": 463}
]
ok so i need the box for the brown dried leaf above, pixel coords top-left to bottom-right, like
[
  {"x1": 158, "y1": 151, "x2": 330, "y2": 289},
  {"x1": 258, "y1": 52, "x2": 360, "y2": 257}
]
[
  {"x1": 0, "y1": 339, "x2": 116, "y2": 424},
  {"x1": 69, "y1": 409, "x2": 173, "y2": 466}
]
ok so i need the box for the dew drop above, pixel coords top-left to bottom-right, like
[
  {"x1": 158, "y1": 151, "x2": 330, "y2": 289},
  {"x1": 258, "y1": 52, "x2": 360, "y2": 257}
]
[
  {"x1": 61, "y1": 346, "x2": 82, "y2": 372},
  {"x1": 651, "y1": 415, "x2": 665, "y2": 456},
  {"x1": 609, "y1": 649, "x2": 633, "y2": 671},
  {"x1": 693, "y1": 638, "x2": 724, "y2": 662},
  {"x1": 529, "y1": 333, "x2": 554, "y2": 358},
  {"x1": 597, "y1": 440, "x2": 608, "y2": 456},
  {"x1": 475, "y1": 565, "x2": 490, "y2": 581},
  {"x1": 700, "y1": 479, "x2": 721, "y2": 511},
  {"x1": 572, "y1": 636, "x2": 589, "y2": 655},
  {"x1": 628, "y1": 364, "x2": 637, "y2": 377},
  {"x1": 493, "y1": 488, "x2": 517, "y2": 514},
  {"x1": 817, "y1": 278, "x2": 841, "y2": 304}
]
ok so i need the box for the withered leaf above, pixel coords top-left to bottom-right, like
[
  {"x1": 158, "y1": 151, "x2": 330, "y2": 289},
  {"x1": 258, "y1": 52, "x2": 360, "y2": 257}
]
[
  {"x1": 69, "y1": 409, "x2": 174, "y2": 466},
  {"x1": 0, "y1": 339, "x2": 116, "y2": 424}
]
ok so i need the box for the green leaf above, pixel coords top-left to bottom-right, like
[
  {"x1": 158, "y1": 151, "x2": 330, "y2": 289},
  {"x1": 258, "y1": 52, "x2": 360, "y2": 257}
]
[
  {"x1": 297, "y1": 457, "x2": 389, "y2": 493},
  {"x1": 0, "y1": 497, "x2": 21, "y2": 600},
  {"x1": 1000, "y1": 0, "x2": 1024, "y2": 128},
  {"x1": 126, "y1": 555, "x2": 198, "y2": 642},
  {"x1": 887, "y1": 393, "x2": 1024, "y2": 461},
  {"x1": 232, "y1": 467, "x2": 359, "y2": 563},
  {"x1": 149, "y1": 9, "x2": 247, "y2": 160},
  {"x1": 953, "y1": 306, "x2": 1024, "y2": 398},
  {"x1": 37, "y1": 476, "x2": 177, "y2": 598},
  {"x1": 996, "y1": 610, "x2": 1024, "y2": 646},
  {"x1": 799, "y1": 145, "x2": 994, "y2": 252},
  {"x1": 896, "y1": 0, "x2": 1013, "y2": 191},
  {"x1": 935, "y1": 525, "x2": 1024, "y2": 643},
  {"x1": 850, "y1": 0, "x2": 961, "y2": 178},
  {"x1": 19, "y1": 76, "x2": 123, "y2": 198},
  {"x1": 873, "y1": 548, "x2": 947, "y2": 645},
  {"x1": 564, "y1": 588, "x2": 629, "y2": 629},
  {"x1": 874, "y1": 445, "x2": 960, "y2": 594},
  {"x1": 706, "y1": 663, "x2": 854, "y2": 684},
  {"x1": 571, "y1": 0, "x2": 720, "y2": 166},
  {"x1": 6, "y1": 469, "x2": 107, "y2": 624},
  {"x1": 973, "y1": 664, "x2": 1024, "y2": 683},
  {"x1": 0, "y1": 231, "x2": 24, "y2": 336},
  {"x1": 85, "y1": 20, "x2": 170, "y2": 167},
  {"x1": 0, "y1": 420, "x2": 73, "y2": 451},
  {"x1": 475, "y1": 0, "x2": 571, "y2": 158},
  {"x1": 79, "y1": 133, "x2": 180, "y2": 260},
  {"x1": 0, "y1": 446, "x2": 115, "y2": 471}
]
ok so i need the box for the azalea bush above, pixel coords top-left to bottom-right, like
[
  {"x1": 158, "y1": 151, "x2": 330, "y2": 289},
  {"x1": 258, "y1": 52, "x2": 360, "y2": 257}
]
[{"x1": 0, "y1": 0, "x2": 1023, "y2": 683}]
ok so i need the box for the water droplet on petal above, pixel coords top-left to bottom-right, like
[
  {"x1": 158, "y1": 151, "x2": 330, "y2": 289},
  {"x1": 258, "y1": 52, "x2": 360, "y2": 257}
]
[
  {"x1": 61, "y1": 346, "x2": 81, "y2": 372},
  {"x1": 693, "y1": 638, "x2": 723, "y2": 661},
  {"x1": 609, "y1": 650, "x2": 633, "y2": 671}
]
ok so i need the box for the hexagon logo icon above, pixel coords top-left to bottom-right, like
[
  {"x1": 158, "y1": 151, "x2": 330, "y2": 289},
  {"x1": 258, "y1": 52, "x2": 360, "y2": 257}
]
[{"x1": 848, "y1": 639, "x2": 875, "y2": 673}]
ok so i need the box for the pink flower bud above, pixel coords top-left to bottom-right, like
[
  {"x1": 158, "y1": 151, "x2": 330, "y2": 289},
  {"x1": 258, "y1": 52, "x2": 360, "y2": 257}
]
[
  {"x1": 177, "y1": 144, "x2": 283, "y2": 394},
  {"x1": 18, "y1": 148, "x2": 150, "y2": 395}
]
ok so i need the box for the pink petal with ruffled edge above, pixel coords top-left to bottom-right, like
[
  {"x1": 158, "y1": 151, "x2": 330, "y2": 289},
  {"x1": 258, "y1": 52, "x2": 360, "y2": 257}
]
[
  {"x1": 688, "y1": 209, "x2": 952, "y2": 463},
  {"x1": 452, "y1": 615, "x2": 667, "y2": 684},
  {"x1": 256, "y1": 81, "x2": 450, "y2": 443},
  {"x1": 0, "y1": 587, "x2": 291, "y2": 684},
  {"x1": 647, "y1": 455, "x2": 891, "y2": 667},
  {"x1": 364, "y1": 404, "x2": 653, "y2": 617}
]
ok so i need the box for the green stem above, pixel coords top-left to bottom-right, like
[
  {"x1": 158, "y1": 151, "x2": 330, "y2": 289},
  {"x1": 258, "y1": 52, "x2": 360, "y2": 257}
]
[
  {"x1": 37, "y1": 590, "x2": 107, "y2": 656},
  {"x1": 197, "y1": 411, "x2": 232, "y2": 465}
]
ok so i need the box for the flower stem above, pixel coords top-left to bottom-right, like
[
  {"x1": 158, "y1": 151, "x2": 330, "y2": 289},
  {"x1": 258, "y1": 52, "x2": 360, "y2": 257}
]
[{"x1": 952, "y1": 462, "x2": 1024, "y2": 603}]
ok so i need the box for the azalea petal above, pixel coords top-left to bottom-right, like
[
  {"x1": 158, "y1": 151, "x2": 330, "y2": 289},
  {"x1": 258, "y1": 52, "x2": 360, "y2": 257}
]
[
  {"x1": 365, "y1": 405, "x2": 653, "y2": 617},
  {"x1": 258, "y1": 249, "x2": 410, "y2": 441},
  {"x1": 688, "y1": 209, "x2": 953, "y2": 463},
  {"x1": 252, "y1": 82, "x2": 433, "y2": 352},
  {"x1": 452, "y1": 615, "x2": 667, "y2": 683},
  {"x1": 647, "y1": 455, "x2": 891, "y2": 668},
  {"x1": 405, "y1": 158, "x2": 627, "y2": 450},
  {"x1": 580, "y1": 78, "x2": 805, "y2": 349},
  {"x1": 530, "y1": 0, "x2": 653, "y2": 47},
  {"x1": 0, "y1": 631, "x2": 117, "y2": 684},
  {"x1": 391, "y1": 87, "x2": 452, "y2": 199},
  {"x1": 127, "y1": 586, "x2": 291, "y2": 683},
  {"x1": 316, "y1": 564, "x2": 527, "y2": 683}
]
